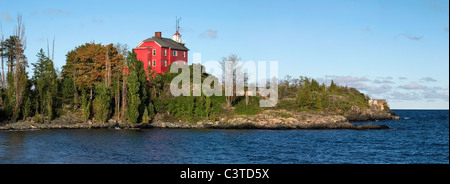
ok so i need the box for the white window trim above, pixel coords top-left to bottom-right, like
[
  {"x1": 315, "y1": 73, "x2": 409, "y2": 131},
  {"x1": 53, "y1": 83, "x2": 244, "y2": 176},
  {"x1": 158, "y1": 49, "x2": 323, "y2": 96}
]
[
  {"x1": 164, "y1": 49, "x2": 167, "y2": 56},
  {"x1": 183, "y1": 51, "x2": 186, "y2": 58},
  {"x1": 164, "y1": 60, "x2": 167, "y2": 67},
  {"x1": 152, "y1": 60, "x2": 156, "y2": 66}
]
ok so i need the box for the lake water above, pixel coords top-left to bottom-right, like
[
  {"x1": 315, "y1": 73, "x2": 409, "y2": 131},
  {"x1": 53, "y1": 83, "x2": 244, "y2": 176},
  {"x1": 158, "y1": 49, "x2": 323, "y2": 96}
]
[{"x1": 0, "y1": 110, "x2": 448, "y2": 164}]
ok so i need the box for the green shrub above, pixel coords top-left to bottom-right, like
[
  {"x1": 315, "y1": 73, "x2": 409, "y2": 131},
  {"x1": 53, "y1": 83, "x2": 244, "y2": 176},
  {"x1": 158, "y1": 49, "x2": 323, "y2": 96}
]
[
  {"x1": 94, "y1": 82, "x2": 111, "y2": 123},
  {"x1": 234, "y1": 96, "x2": 261, "y2": 115},
  {"x1": 280, "y1": 113, "x2": 292, "y2": 118}
]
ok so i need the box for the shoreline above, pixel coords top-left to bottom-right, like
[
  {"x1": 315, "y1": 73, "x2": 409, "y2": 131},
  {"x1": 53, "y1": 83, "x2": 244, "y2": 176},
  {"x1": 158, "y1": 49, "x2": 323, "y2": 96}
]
[{"x1": 0, "y1": 110, "x2": 397, "y2": 131}]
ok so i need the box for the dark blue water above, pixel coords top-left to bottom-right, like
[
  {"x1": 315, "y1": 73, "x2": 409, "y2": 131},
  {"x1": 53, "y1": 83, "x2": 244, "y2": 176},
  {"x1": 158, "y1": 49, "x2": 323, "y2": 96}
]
[{"x1": 0, "y1": 110, "x2": 448, "y2": 164}]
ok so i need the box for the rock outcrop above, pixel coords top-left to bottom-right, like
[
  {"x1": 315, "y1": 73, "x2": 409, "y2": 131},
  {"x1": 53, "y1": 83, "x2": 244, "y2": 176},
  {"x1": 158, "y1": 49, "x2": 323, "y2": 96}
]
[
  {"x1": 344, "y1": 106, "x2": 400, "y2": 122},
  {"x1": 1, "y1": 109, "x2": 393, "y2": 131}
]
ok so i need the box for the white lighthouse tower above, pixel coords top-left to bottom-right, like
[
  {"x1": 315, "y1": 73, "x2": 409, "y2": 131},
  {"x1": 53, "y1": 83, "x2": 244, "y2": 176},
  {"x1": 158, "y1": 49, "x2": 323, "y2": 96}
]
[{"x1": 173, "y1": 17, "x2": 182, "y2": 43}]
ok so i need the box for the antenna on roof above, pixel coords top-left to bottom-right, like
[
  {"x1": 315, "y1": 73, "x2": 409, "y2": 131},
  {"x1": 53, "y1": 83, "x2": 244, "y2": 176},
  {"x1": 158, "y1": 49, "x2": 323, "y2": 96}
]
[{"x1": 176, "y1": 16, "x2": 182, "y2": 33}]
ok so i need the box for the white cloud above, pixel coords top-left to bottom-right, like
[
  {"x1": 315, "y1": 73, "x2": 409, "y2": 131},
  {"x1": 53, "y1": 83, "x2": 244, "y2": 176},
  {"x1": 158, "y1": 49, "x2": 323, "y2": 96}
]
[
  {"x1": 373, "y1": 79, "x2": 394, "y2": 84},
  {"x1": 396, "y1": 33, "x2": 423, "y2": 41},
  {"x1": 420, "y1": 77, "x2": 437, "y2": 82},
  {"x1": 2, "y1": 12, "x2": 13, "y2": 22},
  {"x1": 389, "y1": 92, "x2": 419, "y2": 100},
  {"x1": 92, "y1": 19, "x2": 103, "y2": 24},
  {"x1": 399, "y1": 83, "x2": 427, "y2": 90},
  {"x1": 424, "y1": 90, "x2": 449, "y2": 101},
  {"x1": 362, "y1": 26, "x2": 371, "y2": 32},
  {"x1": 200, "y1": 30, "x2": 218, "y2": 39},
  {"x1": 331, "y1": 76, "x2": 369, "y2": 84}
]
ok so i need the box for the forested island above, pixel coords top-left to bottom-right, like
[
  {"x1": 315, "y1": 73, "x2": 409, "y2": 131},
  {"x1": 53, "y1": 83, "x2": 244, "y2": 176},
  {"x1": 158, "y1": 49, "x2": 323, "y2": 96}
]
[{"x1": 0, "y1": 16, "x2": 398, "y2": 131}]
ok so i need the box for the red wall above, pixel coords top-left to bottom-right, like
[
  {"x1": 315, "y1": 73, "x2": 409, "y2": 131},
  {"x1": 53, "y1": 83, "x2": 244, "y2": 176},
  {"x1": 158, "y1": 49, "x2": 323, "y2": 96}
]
[{"x1": 134, "y1": 41, "x2": 188, "y2": 75}]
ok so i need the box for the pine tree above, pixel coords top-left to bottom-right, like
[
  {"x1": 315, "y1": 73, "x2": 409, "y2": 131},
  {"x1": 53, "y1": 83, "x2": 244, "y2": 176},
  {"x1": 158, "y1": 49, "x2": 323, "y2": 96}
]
[
  {"x1": 205, "y1": 96, "x2": 211, "y2": 118},
  {"x1": 81, "y1": 89, "x2": 91, "y2": 122},
  {"x1": 62, "y1": 77, "x2": 75, "y2": 108},
  {"x1": 148, "y1": 102, "x2": 155, "y2": 118},
  {"x1": 46, "y1": 91, "x2": 54, "y2": 120},
  {"x1": 22, "y1": 96, "x2": 32, "y2": 119},
  {"x1": 32, "y1": 49, "x2": 57, "y2": 118},
  {"x1": 142, "y1": 107, "x2": 150, "y2": 124},
  {"x1": 127, "y1": 70, "x2": 140, "y2": 124},
  {"x1": 126, "y1": 52, "x2": 141, "y2": 124},
  {"x1": 329, "y1": 80, "x2": 337, "y2": 92},
  {"x1": 297, "y1": 78, "x2": 312, "y2": 110},
  {"x1": 94, "y1": 82, "x2": 111, "y2": 123}
]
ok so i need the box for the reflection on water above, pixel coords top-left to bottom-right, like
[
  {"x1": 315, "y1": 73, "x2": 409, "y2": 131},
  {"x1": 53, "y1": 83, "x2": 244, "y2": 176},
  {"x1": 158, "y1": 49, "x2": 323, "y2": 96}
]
[
  {"x1": 0, "y1": 131, "x2": 27, "y2": 163},
  {"x1": 0, "y1": 110, "x2": 448, "y2": 164}
]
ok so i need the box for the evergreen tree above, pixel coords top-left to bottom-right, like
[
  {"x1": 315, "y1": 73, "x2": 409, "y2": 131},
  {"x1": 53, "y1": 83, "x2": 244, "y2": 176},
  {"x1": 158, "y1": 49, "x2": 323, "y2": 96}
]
[
  {"x1": 142, "y1": 107, "x2": 150, "y2": 124},
  {"x1": 62, "y1": 77, "x2": 75, "y2": 108},
  {"x1": 148, "y1": 102, "x2": 155, "y2": 119},
  {"x1": 329, "y1": 80, "x2": 337, "y2": 92},
  {"x1": 321, "y1": 92, "x2": 330, "y2": 110},
  {"x1": 126, "y1": 52, "x2": 141, "y2": 124},
  {"x1": 310, "y1": 79, "x2": 320, "y2": 92},
  {"x1": 22, "y1": 96, "x2": 32, "y2": 119},
  {"x1": 297, "y1": 78, "x2": 312, "y2": 110},
  {"x1": 0, "y1": 36, "x2": 21, "y2": 73},
  {"x1": 81, "y1": 89, "x2": 91, "y2": 122},
  {"x1": 32, "y1": 49, "x2": 57, "y2": 118},
  {"x1": 94, "y1": 82, "x2": 111, "y2": 123},
  {"x1": 4, "y1": 72, "x2": 15, "y2": 117},
  {"x1": 205, "y1": 96, "x2": 211, "y2": 118},
  {"x1": 46, "y1": 91, "x2": 54, "y2": 119}
]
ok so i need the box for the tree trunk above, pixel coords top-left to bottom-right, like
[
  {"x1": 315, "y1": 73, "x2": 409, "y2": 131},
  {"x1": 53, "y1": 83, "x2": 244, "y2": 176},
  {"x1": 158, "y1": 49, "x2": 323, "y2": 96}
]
[
  {"x1": 1, "y1": 31, "x2": 4, "y2": 88},
  {"x1": 115, "y1": 78, "x2": 120, "y2": 120},
  {"x1": 245, "y1": 91, "x2": 249, "y2": 105},
  {"x1": 105, "y1": 50, "x2": 111, "y2": 88},
  {"x1": 90, "y1": 88, "x2": 93, "y2": 101},
  {"x1": 121, "y1": 68, "x2": 127, "y2": 121},
  {"x1": 73, "y1": 77, "x2": 78, "y2": 110},
  {"x1": 12, "y1": 15, "x2": 26, "y2": 120}
]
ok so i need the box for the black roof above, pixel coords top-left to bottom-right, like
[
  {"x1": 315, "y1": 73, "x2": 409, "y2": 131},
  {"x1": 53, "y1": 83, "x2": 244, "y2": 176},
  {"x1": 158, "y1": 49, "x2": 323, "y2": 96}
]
[{"x1": 141, "y1": 36, "x2": 189, "y2": 51}]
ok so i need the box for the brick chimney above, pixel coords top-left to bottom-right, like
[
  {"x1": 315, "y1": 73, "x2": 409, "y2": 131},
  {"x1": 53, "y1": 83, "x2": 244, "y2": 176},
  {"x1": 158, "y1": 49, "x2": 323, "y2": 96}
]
[{"x1": 155, "y1": 32, "x2": 162, "y2": 38}]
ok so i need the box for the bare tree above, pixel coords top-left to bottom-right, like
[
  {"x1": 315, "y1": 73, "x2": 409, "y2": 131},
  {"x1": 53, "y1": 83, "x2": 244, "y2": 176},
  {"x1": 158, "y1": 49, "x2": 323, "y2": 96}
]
[
  {"x1": 115, "y1": 43, "x2": 128, "y2": 121},
  {"x1": 52, "y1": 37, "x2": 55, "y2": 61},
  {"x1": 73, "y1": 74, "x2": 79, "y2": 110},
  {"x1": 105, "y1": 48, "x2": 111, "y2": 88},
  {"x1": 46, "y1": 37, "x2": 55, "y2": 61},
  {"x1": 1, "y1": 22, "x2": 4, "y2": 88},
  {"x1": 12, "y1": 14, "x2": 27, "y2": 120},
  {"x1": 219, "y1": 54, "x2": 247, "y2": 108}
]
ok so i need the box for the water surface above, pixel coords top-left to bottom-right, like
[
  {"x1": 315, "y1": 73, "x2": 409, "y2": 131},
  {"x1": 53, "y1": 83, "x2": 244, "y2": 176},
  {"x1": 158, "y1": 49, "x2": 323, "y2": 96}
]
[{"x1": 0, "y1": 110, "x2": 448, "y2": 164}]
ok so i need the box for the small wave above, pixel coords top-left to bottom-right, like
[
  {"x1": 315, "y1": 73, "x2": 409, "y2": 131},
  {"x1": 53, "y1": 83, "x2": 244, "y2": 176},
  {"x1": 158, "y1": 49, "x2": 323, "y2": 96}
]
[{"x1": 404, "y1": 117, "x2": 410, "y2": 120}]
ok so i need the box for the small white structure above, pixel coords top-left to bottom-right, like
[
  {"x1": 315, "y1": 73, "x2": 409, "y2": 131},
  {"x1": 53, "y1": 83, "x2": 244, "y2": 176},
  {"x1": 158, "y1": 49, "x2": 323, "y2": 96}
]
[{"x1": 369, "y1": 99, "x2": 387, "y2": 111}]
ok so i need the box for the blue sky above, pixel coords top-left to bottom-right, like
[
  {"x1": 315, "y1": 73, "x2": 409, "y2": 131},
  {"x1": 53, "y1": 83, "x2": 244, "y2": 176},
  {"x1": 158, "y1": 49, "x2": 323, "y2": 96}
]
[{"x1": 1, "y1": 0, "x2": 448, "y2": 109}]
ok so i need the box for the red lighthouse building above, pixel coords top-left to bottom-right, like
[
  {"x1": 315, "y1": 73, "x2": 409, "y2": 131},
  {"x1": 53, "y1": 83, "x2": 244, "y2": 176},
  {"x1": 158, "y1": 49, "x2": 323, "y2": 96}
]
[{"x1": 134, "y1": 31, "x2": 188, "y2": 74}]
